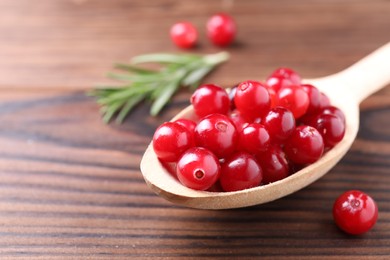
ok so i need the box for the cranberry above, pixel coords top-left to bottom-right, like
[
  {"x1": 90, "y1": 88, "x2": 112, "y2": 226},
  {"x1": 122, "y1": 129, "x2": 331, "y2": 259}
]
[
  {"x1": 207, "y1": 13, "x2": 236, "y2": 47},
  {"x1": 302, "y1": 84, "x2": 322, "y2": 115},
  {"x1": 262, "y1": 107, "x2": 295, "y2": 143},
  {"x1": 229, "y1": 110, "x2": 248, "y2": 131},
  {"x1": 284, "y1": 125, "x2": 324, "y2": 164},
  {"x1": 276, "y1": 85, "x2": 309, "y2": 119},
  {"x1": 238, "y1": 123, "x2": 271, "y2": 154},
  {"x1": 191, "y1": 84, "x2": 230, "y2": 118},
  {"x1": 174, "y1": 118, "x2": 197, "y2": 134},
  {"x1": 170, "y1": 22, "x2": 198, "y2": 49},
  {"x1": 270, "y1": 67, "x2": 301, "y2": 85},
  {"x1": 320, "y1": 92, "x2": 331, "y2": 108},
  {"x1": 176, "y1": 147, "x2": 220, "y2": 190},
  {"x1": 257, "y1": 145, "x2": 289, "y2": 184},
  {"x1": 194, "y1": 114, "x2": 238, "y2": 158},
  {"x1": 321, "y1": 106, "x2": 346, "y2": 124},
  {"x1": 153, "y1": 122, "x2": 194, "y2": 162},
  {"x1": 234, "y1": 80, "x2": 271, "y2": 121},
  {"x1": 220, "y1": 152, "x2": 262, "y2": 192},
  {"x1": 309, "y1": 114, "x2": 345, "y2": 148},
  {"x1": 266, "y1": 75, "x2": 294, "y2": 94},
  {"x1": 333, "y1": 190, "x2": 378, "y2": 235},
  {"x1": 266, "y1": 86, "x2": 278, "y2": 108}
]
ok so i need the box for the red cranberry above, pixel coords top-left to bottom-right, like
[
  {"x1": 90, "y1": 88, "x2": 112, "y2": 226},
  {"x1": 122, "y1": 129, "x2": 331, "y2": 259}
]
[
  {"x1": 207, "y1": 13, "x2": 236, "y2": 47},
  {"x1": 276, "y1": 85, "x2": 309, "y2": 119},
  {"x1": 262, "y1": 107, "x2": 296, "y2": 143},
  {"x1": 321, "y1": 106, "x2": 346, "y2": 124},
  {"x1": 270, "y1": 67, "x2": 301, "y2": 85},
  {"x1": 174, "y1": 119, "x2": 197, "y2": 134},
  {"x1": 257, "y1": 145, "x2": 289, "y2": 184},
  {"x1": 302, "y1": 84, "x2": 322, "y2": 115},
  {"x1": 238, "y1": 123, "x2": 271, "y2": 154},
  {"x1": 309, "y1": 114, "x2": 345, "y2": 148},
  {"x1": 170, "y1": 22, "x2": 198, "y2": 49},
  {"x1": 191, "y1": 84, "x2": 230, "y2": 118}
]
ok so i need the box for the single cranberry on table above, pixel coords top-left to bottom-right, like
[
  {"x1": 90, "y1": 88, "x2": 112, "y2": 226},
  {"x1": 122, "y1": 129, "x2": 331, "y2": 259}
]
[
  {"x1": 191, "y1": 84, "x2": 230, "y2": 118},
  {"x1": 276, "y1": 85, "x2": 309, "y2": 119},
  {"x1": 333, "y1": 190, "x2": 378, "y2": 235},
  {"x1": 309, "y1": 114, "x2": 345, "y2": 148},
  {"x1": 207, "y1": 13, "x2": 236, "y2": 47},
  {"x1": 220, "y1": 152, "x2": 263, "y2": 192},
  {"x1": 176, "y1": 147, "x2": 221, "y2": 190},
  {"x1": 153, "y1": 122, "x2": 194, "y2": 162},
  {"x1": 194, "y1": 113, "x2": 238, "y2": 158},
  {"x1": 256, "y1": 145, "x2": 289, "y2": 184},
  {"x1": 262, "y1": 107, "x2": 296, "y2": 143},
  {"x1": 238, "y1": 123, "x2": 271, "y2": 154},
  {"x1": 234, "y1": 80, "x2": 271, "y2": 121},
  {"x1": 284, "y1": 125, "x2": 324, "y2": 165},
  {"x1": 170, "y1": 21, "x2": 198, "y2": 49}
]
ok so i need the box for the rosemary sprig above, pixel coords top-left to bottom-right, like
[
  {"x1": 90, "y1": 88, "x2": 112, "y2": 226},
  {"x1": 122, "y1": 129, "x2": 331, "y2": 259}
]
[{"x1": 89, "y1": 51, "x2": 229, "y2": 123}]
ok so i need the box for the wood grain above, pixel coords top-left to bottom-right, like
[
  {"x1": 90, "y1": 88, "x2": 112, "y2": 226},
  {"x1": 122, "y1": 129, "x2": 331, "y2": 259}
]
[{"x1": 0, "y1": 0, "x2": 389, "y2": 259}]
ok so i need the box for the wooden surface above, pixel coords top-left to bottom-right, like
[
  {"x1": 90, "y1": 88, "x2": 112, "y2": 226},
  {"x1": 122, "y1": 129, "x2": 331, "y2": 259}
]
[{"x1": 1, "y1": 0, "x2": 390, "y2": 258}]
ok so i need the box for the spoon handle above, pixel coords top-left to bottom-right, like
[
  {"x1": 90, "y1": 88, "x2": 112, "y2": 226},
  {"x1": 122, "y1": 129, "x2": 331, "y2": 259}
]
[{"x1": 326, "y1": 42, "x2": 390, "y2": 103}]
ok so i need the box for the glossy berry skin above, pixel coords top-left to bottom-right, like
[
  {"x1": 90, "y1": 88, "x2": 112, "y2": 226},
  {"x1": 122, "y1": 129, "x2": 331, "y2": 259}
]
[
  {"x1": 320, "y1": 92, "x2": 331, "y2": 108},
  {"x1": 270, "y1": 67, "x2": 301, "y2": 85},
  {"x1": 309, "y1": 114, "x2": 345, "y2": 148},
  {"x1": 266, "y1": 75, "x2": 295, "y2": 94},
  {"x1": 284, "y1": 125, "x2": 324, "y2": 164},
  {"x1": 176, "y1": 147, "x2": 220, "y2": 190},
  {"x1": 256, "y1": 145, "x2": 289, "y2": 184},
  {"x1": 238, "y1": 123, "x2": 271, "y2": 154},
  {"x1": 321, "y1": 106, "x2": 346, "y2": 124},
  {"x1": 220, "y1": 152, "x2": 263, "y2": 192},
  {"x1": 262, "y1": 107, "x2": 295, "y2": 143},
  {"x1": 191, "y1": 84, "x2": 230, "y2": 118},
  {"x1": 333, "y1": 190, "x2": 378, "y2": 235},
  {"x1": 302, "y1": 84, "x2": 322, "y2": 115},
  {"x1": 194, "y1": 114, "x2": 238, "y2": 158},
  {"x1": 207, "y1": 13, "x2": 236, "y2": 47},
  {"x1": 174, "y1": 119, "x2": 197, "y2": 134},
  {"x1": 234, "y1": 80, "x2": 271, "y2": 121},
  {"x1": 229, "y1": 110, "x2": 248, "y2": 132},
  {"x1": 153, "y1": 122, "x2": 194, "y2": 162},
  {"x1": 276, "y1": 85, "x2": 310, "y2": 119},
  {"x1": 170, "y1": 22, "x2": 198, "y2": 49}
]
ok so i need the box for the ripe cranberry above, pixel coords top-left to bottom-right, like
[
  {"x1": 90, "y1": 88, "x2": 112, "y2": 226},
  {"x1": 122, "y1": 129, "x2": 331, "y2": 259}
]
[
  {"x1": 266, "y1": 86, "x2": 278, "y2": 108},
  {"x1": 262, "y1": 107, "x2": 295, "y2": 143},
  {"x1": 153, "y1": 122, "x2": 194, "y2": 162},
  {"x1": 270, "y1": 67, "x2": 302, "y2": 85},
  {"x1": 309, "y1": 114, "x2": 345, "y2": 148},
  {"x1": 191, "y1": 84, "x2": 230, "y2": 118},
  {"x1": 176, "y1": 147, "x2": 220, "y2": 190},
  {"x1": 207, "y1": 13, "x2": 236, "y2": 47},
  {"x1": 266, "y1": 75, "x2": 295, "y2": 94},
  {"x1": 320, "y1": 92, "x2": 331, "y2": 108},
  {"x1": 284, "y1": 125, "x2": 324, "y2": 164},
  {"x1": 170, "y1": 22, "x2": 198, "y2": 49},
  {"x1": 194, "y1": 114, "x2": 238, "y2": 158},
  {"x1": 276, "y1": 85, "x2": 309, "y2": 119},
  {"x1": 174, "y1": 118, "x2": 197, "y2": 134},
  {"x1": 321, "y1": 106, "x2": 346, "y2": 124},
  {"x1": 234, "y1": 80, "x2": 271, "y2": 121},
  {"x1": 229, "y1": 110, "x2": 248, "y2": 131},
  {"x1": 333, "y1": 190, "x2": 378, "y2": 235},
  {"x1": 238, "y1": 123, "x2": 271, "y2": 154},
  {"x1": 220, "y1": 152, "x2": 262, "y2": 192},
  {"x1": 257, "y1": 145, "x2": 289, "y2": 184},
  {"x1": 301, "y1": 84, "x2": 322, "y2": 115}
]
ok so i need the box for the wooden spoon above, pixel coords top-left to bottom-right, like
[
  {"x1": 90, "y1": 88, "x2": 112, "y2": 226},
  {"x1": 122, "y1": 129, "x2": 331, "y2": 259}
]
[{"x1": 140, "y1": 42, "x2": 390, "y2": 209}]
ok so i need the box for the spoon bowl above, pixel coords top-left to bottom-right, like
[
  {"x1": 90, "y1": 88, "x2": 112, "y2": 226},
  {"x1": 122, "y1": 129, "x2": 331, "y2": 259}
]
[{"x1": 141, "y1": 42, "x2": 390, "y2": 209}]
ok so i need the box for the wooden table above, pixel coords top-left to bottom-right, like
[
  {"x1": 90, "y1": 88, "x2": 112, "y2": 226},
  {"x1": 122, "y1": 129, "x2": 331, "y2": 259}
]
[{"x1": 1, "y1": 0, "x2": 389, "y2": 258}]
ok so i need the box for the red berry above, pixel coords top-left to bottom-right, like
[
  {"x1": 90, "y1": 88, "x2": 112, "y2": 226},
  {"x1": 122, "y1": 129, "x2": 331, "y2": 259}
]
[
  {"x1": 276, "y1": 85, "x2": 309, "y2": 119},
  {"x1": 257, "y1": 145, "x2": 289, "y2": 184},
  {"x1": 266, "y1": 75, "x2": 295, "y2": 94},
  {"x1": 309, "y1": 114, "x2": 345, "y2": 148},
  {"x1": 174, "y1": 119, "x2": 197, "y2": 133},
  {"x1": 170, "y1": 22, "x2": 198, "y2": 49},
  {"x1": 176, "y1": 147, "x2": 220, "y2": 190},
  {"x1": 262, "y1": 107, "x2": 295, "y2": 143},
  {"x1": 284, "y1": 125, "x2": 324, "y2": 164},
  {"x1": 266, "y1": 86, "x2": 278, "y2": 108},
  {"x1": 191, "y1": 84, "x2": 230, "y2": 118},
  {"x1": 194, "y1": 114, "x2": 238, "y2": 158},
  {"x1": 321, "y1": 106, "x2": 346, "y2": 124},
  {"x1": 320, "y1": 92, "x2": 331, "y2": 108},
  {"x1": 207, "y1": 13, "x2": 236, "y2": 47},
  {"x1": 270, "y1": 67, "x2": 301, "y2": 85},
  {"x1": 234, "y1": 80, "x2": 271, "y2": 121},
  {"x1": 302, "y1": 84, "x2": 322, "y2": 115},
  {"x1": 238, "y1": 123, "x2": 271, "y2": 154},
  {"x1": 333, "y1": 190, "x2": 378, "y2": 235},
  {"x1": 220, "y1": 152, "x2": 262, "y2": 192},
  {"x1": 229, "y1": 110, "x2": 248, "y2": 132},
  {"x1": 153, "y1": 122, "x2": 194, "y2": 162}
]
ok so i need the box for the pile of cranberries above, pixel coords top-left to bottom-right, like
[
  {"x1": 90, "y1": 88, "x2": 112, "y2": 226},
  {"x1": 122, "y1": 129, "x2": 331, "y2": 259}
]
[{"x1": 152, "y1": 67, "x2": 346, "y2": 192}]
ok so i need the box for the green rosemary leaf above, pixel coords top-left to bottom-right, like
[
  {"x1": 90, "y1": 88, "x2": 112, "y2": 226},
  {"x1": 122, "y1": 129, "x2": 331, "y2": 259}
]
[
  {"x1": 116, "y1": 94, "x2": 146, "y2": 123},
  {"x1": 182, "y1": 65, "x2": 214, "y2": 87},
  {"x1": 132, "y1": 53, "x2": 197, "y2": 65},
  {"x1": 150, "y1": 80, "x2": 180, "y2": 116},
  {"x1": 114, "y1": 63, "x2": 157, "y2": 74}
]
